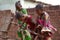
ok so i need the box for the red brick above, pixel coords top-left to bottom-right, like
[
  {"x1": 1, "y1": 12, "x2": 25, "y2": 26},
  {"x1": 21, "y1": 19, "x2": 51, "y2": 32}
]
[
  {"x1": 0, "y1": 38, "x2": 3, "y2": 40},
  {"x1": 8, "y1": 39, "x2": 16, "y2": 40}
]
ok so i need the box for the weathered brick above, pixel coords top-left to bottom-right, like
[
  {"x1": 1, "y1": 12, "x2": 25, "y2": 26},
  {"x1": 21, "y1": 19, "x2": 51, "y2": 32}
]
[
  {"x1": 0, "y1": 38, "x2": 3, "y2": 40},
  {"x1": 0, "y1": 5, "x2": 60, "y2": 40},
  {"x1": 27, "y1": 5, "x2": 60, "y2": 40},
  {"x1": 8, "y1": 39, "x2": 16, "y2": 40}
]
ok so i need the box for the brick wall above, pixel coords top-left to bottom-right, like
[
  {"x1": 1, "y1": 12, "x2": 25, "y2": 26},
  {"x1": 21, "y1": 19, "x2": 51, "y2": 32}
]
[
  {"x1": 44, "y1": 6, "x2": 60, "y2": 40},
  {"x1": 0, "y1": 10, "x2": 14, "y2": 40},
  {"x1": 0, "y1": 5, "x2": 60, "y2": 40},
  {"x1": 27, "y1": 5, "x2": 60, "y2": 40}
]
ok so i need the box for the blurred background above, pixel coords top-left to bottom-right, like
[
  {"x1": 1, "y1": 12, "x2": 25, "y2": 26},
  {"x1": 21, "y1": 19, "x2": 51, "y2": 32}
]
[{"x1": 0, "y1": 0, "x2": 60, "y2": 40}]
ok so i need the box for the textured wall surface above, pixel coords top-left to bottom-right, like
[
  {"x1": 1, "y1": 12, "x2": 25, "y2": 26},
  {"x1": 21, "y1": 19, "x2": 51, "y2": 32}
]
[
  {"x1": 0, "y1": 5, "x2": 60, "y2": 40},
  {"x1": 45, "y1": 6, "x2": 60, "y2": 40},
  {"x1": 27, "y1": 6, "x2": 60, "y2": 40}
]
